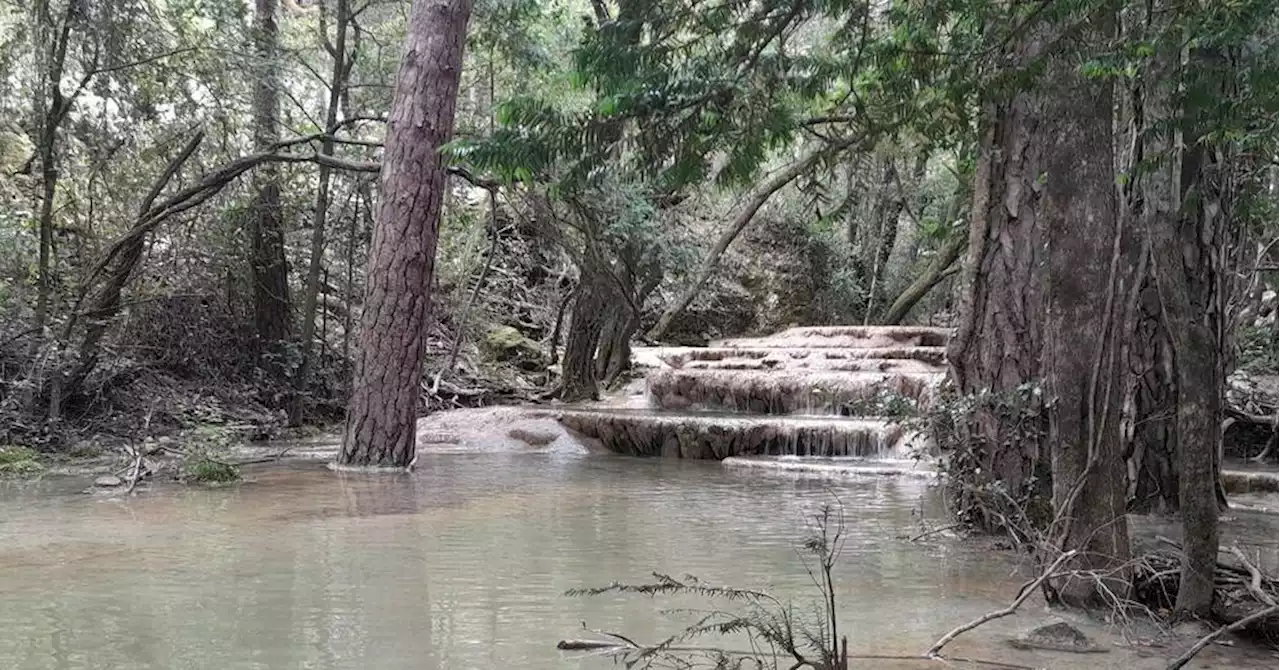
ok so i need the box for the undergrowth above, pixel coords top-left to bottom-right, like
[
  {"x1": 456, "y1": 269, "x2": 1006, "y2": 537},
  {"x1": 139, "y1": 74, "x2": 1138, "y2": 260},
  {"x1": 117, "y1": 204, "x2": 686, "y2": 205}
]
[{"x1": 0, "y1": 446, "x2": 42, "y2": 477}]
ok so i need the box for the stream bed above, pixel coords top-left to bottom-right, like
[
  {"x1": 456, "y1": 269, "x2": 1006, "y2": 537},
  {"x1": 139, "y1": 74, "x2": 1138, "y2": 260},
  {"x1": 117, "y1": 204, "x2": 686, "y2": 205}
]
[{"x1": 0, "y1": 452, "x2": 1274, "y2": 669}]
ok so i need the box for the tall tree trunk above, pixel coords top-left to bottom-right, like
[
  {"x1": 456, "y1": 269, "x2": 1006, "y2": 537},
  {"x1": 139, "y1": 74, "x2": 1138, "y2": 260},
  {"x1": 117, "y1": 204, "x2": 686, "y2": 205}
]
[
  {"x1": 292, "y1": 0, "x2": 353, "y2": 425},
  {"x1": 1158, "y1": 83, "x2": 1228, "y2": 620},
  {"x1": 339, "y1": 0, "x2": 473, "y2": 468},
  {"x1": 30, "y1": 0, "x2": 75, "y2": 342},
  {"x1": 1042, "y1": 18, "x2": 1132, "y2": 603},
  {"x1": 949, "y1": 13, "x2": 1133, "y2": 605},
  {"x1": 250, "y1": 0, "x2": 292, "y2": 360}
]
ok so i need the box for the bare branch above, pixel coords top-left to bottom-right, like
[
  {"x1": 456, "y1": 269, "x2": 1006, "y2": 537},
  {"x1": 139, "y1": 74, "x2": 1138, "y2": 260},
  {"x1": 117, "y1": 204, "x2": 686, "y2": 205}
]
[
  {"x1": 926, "y1": 550, "x2": 1078, "y2": 657},
  {"x1": 1165, "y1": 605, "x2": 1279, "y2": 670}
]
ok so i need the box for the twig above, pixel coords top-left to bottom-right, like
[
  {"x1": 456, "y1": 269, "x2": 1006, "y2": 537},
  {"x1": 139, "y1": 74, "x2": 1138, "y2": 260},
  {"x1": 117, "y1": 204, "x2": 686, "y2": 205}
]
[
  {"x1": 1165, "y1": 605, "x2": 1278, "y2": 670},
  {"x1": 926, "y1": 550, "x2": 1078, "y2": 657},
  {"x1": 125, "y1": 446, "x2": 144, "y2": 495},
  {"x1": 909, "y1": 523, "x2": 961, "y2": 542}
]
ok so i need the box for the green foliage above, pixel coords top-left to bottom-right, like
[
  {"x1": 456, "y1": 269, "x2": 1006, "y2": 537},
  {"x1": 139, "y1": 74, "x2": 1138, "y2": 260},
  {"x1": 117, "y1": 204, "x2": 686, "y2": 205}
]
[
  {"x1": 0, "y1": 446, "x2": 42, "y2": 476},
  {"x1": 921, "y1": 383, "x2": 1053, "y2": 537},
  {"x1": 839, "y1": 388, "x2": 920, "y2": 419},
  {"x1": 1238, "y1": 323, "x2": 1279, "y2": 375},
  {"x1": 179, "y1": 424, "x2": 240, "y2": 484},
  {"x1": 184, "y1": 458, "x2": 240, "y2": 484}
]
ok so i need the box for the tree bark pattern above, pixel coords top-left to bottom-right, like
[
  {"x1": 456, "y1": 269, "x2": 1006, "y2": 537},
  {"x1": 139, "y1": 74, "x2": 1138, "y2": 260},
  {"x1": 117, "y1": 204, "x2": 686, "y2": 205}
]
[
  {"x1": 340, "y1": 0, "x2": 473, "y2": 468},
  {"x1": 950, "y1": 15, "x2": 1133, "y2": 604}
]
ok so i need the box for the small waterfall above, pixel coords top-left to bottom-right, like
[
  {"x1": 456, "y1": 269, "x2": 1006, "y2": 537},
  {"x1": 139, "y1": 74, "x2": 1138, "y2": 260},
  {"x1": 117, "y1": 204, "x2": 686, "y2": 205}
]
[{"x1": 572, "y1": 326, "x2": 950, "y2": 471}]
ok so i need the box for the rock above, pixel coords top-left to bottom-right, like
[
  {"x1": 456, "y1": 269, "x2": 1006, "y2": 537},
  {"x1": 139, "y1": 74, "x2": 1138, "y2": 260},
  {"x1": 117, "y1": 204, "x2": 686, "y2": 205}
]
[
  {"x1": 507, "y1": 427, "x2": 558, "y2": 447},
  {"x1": 482, "y1": 326, "x2": 547, "y2": 371},
  {"x1": 1008, "y1": 621, "x2": 1107, "y2": 654},
  {"x1": 94, "y1": 475, "x2": 123, "y2": 487}
]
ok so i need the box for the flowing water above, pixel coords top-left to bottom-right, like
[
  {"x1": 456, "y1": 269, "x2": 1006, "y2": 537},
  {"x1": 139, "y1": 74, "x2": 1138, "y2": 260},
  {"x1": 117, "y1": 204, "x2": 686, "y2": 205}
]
[{"x1": 0, "y1": 452, "x2": 1275, "y2": 670}]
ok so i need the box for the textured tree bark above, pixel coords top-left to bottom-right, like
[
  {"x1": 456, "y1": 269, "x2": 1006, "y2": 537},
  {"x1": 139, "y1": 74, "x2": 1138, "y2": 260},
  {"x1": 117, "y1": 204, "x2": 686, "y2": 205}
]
[
  {"x1": 250, "y1": 0, "x2": 293, "y2": 360},
  {"x1": 1042, "y1": 18, "x2": 1133, "y2": 603},
  {"x1": 560, "y1": 278, "x2": 608, "y2": 402},
  {"x1": 1125, "y1": 285, "x2": 1179, "y2": 513},
  {"x1": 1159, "y1": 133, "x2": 1226, "y2": 619},
  {"x1": 946, "y1": 100, "x2": 1050, "y2": 529},
  {"x1": 339, "y1": 0, "x2": 473, "y2": 468},
  {"x1": 949, "y1": 13, "x2": 1133, "y2": 604}
]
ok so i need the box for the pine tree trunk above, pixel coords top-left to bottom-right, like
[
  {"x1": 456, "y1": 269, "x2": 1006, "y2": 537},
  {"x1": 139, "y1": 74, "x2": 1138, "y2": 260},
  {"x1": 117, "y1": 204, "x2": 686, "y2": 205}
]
[
  {"x1": 250, "y1": 0, "x2": 292, "y2": 361},
  {"x1": 339, "y1": 0, "x2": 473, "y2": 468}
]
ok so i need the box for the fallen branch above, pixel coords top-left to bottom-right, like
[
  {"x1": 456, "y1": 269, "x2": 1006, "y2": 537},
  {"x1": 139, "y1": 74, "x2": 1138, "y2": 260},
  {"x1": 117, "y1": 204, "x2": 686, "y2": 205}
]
[
  {"x1": 125, "y1": 447, "x2": 144, "y2": 495},
  {"x1": 1228, "y1": 545, "x2": 1277, "y2": 607},
  {"x1": 926, "y1": 550, "x2": 1078, "y2": 657},
  {"x1": 908, "y1": 523, "x2": 961, "y2": 542},
  {"x1": 1165, "y1": 605, "x2": 1279, "y2": 670}
]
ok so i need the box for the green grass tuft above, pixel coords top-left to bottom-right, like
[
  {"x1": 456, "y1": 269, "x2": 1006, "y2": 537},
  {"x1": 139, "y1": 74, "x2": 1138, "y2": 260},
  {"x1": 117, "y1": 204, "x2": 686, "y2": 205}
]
[
  {"x1": 185, "y1": 458, "x2": 240, "y2": 483},
  {"x1": 0, "y1": 447, "x2": 43, "y2": 476}
]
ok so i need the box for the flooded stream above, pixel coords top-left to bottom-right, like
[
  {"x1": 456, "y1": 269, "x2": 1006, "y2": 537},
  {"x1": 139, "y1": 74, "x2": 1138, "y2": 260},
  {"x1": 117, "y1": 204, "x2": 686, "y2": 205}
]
[{"x1": 0, "y1": 452, "x2": 1274, "y2": 669}]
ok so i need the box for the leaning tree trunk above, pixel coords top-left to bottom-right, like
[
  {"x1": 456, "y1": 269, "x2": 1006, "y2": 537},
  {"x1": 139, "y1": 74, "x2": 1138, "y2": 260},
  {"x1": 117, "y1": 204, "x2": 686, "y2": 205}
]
[
  {"x1": 339, "y1": 0, "x2": 473, "y2": 468},
  {"x1": 647, "y1": 142, "x2": 854, "y2": 341},
  {"x1": 250, "y1": 0, "x2": 292, "y2": 361},
  {"x1": 949, "y1": 12, "x2": 1133, "y2": 606}
]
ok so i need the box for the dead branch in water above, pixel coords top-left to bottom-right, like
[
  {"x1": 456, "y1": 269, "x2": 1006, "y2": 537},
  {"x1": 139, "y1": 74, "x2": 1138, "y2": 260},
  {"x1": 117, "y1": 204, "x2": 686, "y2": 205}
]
[
  {"x1": 926, "y1": 550, "x2": 1078, "y2": 657},
  {"x1": 1165, "y1": 605, "x2": 1279, "y2": 670}
]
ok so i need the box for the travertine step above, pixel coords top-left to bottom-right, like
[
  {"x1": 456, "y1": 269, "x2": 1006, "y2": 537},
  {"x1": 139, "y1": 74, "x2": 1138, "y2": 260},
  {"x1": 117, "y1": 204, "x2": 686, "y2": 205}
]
[
  {"x1": 556, "y1": 408, "x2": 913, "y2": 459},
  {"x1": 647, "y1": 368, "x2": 942, "y2": 415}
]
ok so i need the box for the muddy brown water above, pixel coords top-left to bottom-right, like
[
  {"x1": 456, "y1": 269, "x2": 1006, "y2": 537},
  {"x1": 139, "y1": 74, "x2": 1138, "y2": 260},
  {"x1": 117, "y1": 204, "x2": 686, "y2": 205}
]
[{"x1": 0, "y1": 452, "x2": 1274, "y2": 669}]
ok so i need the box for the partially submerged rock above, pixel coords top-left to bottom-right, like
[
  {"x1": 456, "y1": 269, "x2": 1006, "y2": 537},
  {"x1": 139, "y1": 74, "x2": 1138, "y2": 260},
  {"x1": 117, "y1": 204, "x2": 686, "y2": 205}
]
[
  {"x1": 93, "y1": 474, "x2": 123, "y2": 487},
  {"x1": 1007, "y1": 621, "x2": 1107, "y2": 654},
  {"x1": 414, "y1": 407, "x2": 600, "y2": 455}
]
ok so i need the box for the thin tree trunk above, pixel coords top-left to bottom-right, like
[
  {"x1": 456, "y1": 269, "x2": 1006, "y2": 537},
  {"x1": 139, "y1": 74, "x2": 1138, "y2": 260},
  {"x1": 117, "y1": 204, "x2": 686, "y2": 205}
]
[
  {"x1": 31, "y1": 0, "x2": 75, "y2": 341},
  {"x1": 339, "y1": 0, "x2": 473, "y2": 468},
  {"x1": 292, "y1": 0, "x2": 352, "y2": 425},
  {"x1": 250, "y1": 0, "x2": 292, "y2": 360},
  {"x1": 862, "y1": 157, "x2": 897, "y2": 325},
  {"x1": 880, "y1": 153, "x2": 950, "y2": 324},
  {"x1": 1156, "y1": 122, "x2": 1224, "y2": 620},
  {"x1": 647, "y1": 141, "x2": 856, "y2": 341},
  {"x1": 882, "y1": 231, "x2": 964, "y2": 325}
]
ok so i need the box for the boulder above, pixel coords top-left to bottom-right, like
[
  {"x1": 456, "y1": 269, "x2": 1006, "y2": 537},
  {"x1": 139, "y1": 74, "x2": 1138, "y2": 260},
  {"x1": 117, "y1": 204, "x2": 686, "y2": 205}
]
[
  {"x1": 482, "y1": 326, "x2": 547, "y2": 371},
  {"x1": 1007, "y1": 621, "x2": 1107, "y2": 653},
  {"x1": 94, "y1": 475, "x2": 123, "y2": 487},
  {"x1": 507, "y1": 427, "x2": 558, "y2": 447}
]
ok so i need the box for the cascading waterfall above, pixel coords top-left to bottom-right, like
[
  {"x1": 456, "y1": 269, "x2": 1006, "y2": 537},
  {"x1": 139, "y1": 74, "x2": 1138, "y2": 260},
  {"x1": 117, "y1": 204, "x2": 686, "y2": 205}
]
[{"x1": 554, "y1": 326, "x2": 951, "y2": 467}]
